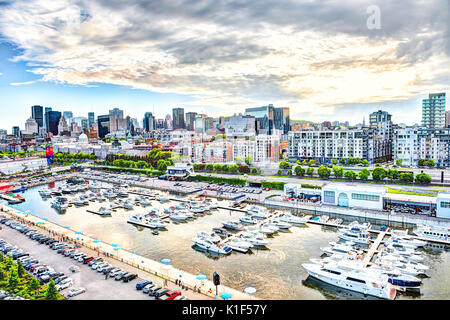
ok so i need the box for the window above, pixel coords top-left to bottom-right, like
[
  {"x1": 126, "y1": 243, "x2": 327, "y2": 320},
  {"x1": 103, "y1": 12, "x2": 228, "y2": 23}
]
[
  {"x1": 324, "y1": 191, "x2": 335, "y2": 197},
  {"x1": 346, "y1": 277, "x2": 366, "y2": 284},
  {"x1": 351, "y1": 193, "x2": 380, "y2": 201},
  {"x1": 440, "y1": 201, "x2": 450, "y2": 208}
]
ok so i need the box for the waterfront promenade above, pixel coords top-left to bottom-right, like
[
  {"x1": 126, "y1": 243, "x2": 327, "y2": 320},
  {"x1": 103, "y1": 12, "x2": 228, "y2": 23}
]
[{"x1": 0, "y1": 203, "x2": 256, "y2": 300}]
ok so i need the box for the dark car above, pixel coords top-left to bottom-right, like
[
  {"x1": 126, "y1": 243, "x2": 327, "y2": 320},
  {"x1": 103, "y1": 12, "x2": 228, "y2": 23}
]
[
  {"x1": 46, "y1": 239, "x2": 58, "y2": 246},
  {"x1": 122, "y1": 273, "x2": 137, "y2": 283},
  {"x1": 136, "y1": 280, "x2": 152, "y2": 290},
  {"x1": 38, "y1": 237, "x2": 50, "y2": 244},
  {"x1": 153, "y1": 288, "x2": 170, "y2": 299},
  {"x1": 148, "y1": 286, "x2": 162, "y2": 296},
  {"x1": 12, "y1": 252, "x2": 29, "y2": 260},
  {"x1": 57, "y1": 247, "x2": 68, "y2": 254}
]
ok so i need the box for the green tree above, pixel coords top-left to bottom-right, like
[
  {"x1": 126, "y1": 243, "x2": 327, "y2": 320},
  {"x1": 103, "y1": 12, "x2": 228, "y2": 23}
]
[
  {"x1": 221, "y1": 164, "x2": 229, "y2": 172},
  {"x1": 399, "y1": 172, "x2": 414, "y2": 183},
  {"x1": 386, "y1": 168, "x2": 399, "y2": 181},
  {"x1": 308, "y1": 159, "x2": 316, "y2": 166},
  {"x1": 45, "y1": 279, "x2": 58, "y2": 300},
  {"x1": 415, "y1": 173, "x2": 432, "y2": 184},
  {"x1": 157, "y1": 159, "x2": 168, "y2": 171},
  {"x1": 287, "y1": 169, "x2": 292, "y2": 176},
  {"x1": 354, "y1": 158, "x2": 361, "y2": 165},
  {"x1": 277, "y1": 169, "x2": 283, "y2": 175},
  {"x1": 358, "y1": 168, "x2": 370, "y2": 180},
  {"x1": 296, "y1": 160, "x2": 301, "y2": 165},
  {"x1": 205, "y1": 164, "x2": 214, "y2": 171},
  {"x1": 395, "y1": 159, "x2": 402, "y2": 167},
  {"x1": 229, "y1": 164, "x2": 239, "y2": 173},
  {"x1": 302, "y1": 160, "x2": 307, "y2": 165},
  {"x1": 418, "y1": 159, "x2": 426, "y2": 166},
  {"x1": 339, "y1": 158, "x2": 346, "y2": 165},
  {"x1": 317, "y1": 166, "x2": 331, "y2": 178},
  {"x1": 29, "y1": 277, "x2": 40, "y2": 291},
  {"x1": 331, "y1": 158, "x2": 338, "y2": 165},
  {"x1": 279, "y1": 161, "x2": 291, "y2": 169},
  {"x1": 17, "y1": 260, "x2": 25, "y2": 278},
  {"x1": 214, "y1": 164, "x2": 222, "y2": 171},
  {"x1": 372, "y1": 167, "x2": 387, "y2": 181},
  {"x1": 235, "y1": 156, "x2": 242, "y2": 165},
  {"x1": 251, "y1": 168, "x2": 258, "y2": 174},
  {"x1": 332, "y1": 165, "x2": 344, "y2": 178},
  {"x1": 294, "y1": 165, "x2": 305, "y2": 177},
  {"x1": 306, "y1": 167, "x2": 315, "y2": 176},
  {"x1": 347, "y1": 158, "x2": 354, "y2": 165},
  {"x1": 8, "y1": 269, "x2": 19, "y2": 288},
  {"x1": 344, "y1": 170, "x2": 357, "y2": 180},
  {"x1": 427, "y1": 159, "x2": 435, "y2": 167},
  {"x1": 244, "y1": 156, "x2": 253, "y2": 166}
]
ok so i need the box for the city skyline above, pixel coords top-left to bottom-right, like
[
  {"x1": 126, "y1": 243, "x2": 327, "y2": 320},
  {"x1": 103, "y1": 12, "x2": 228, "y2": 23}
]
[{"x1": 0, "y1": 0, "x2": 449, "y2": 130}]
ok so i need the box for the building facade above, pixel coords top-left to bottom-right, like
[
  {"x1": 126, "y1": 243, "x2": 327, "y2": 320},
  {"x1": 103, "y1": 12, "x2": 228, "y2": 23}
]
[{"x1": 422, "y1": 93, "x2": 446, "y2": 129}]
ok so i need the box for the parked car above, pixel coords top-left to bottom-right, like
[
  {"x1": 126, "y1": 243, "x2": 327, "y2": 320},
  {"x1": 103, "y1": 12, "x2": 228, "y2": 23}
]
[
  {"x1": 67, "y1": 287, "x2": 86, "y2": 297},
  {"x1": 88, "y1": 258, "x2": 102, "y2": 266},
  {"x1": 115, "y1": 272, "x2": 127, "y2": 281},
  {"x1": 148, "y1": 286, "x2": 162, "y2": 296},
  {"x1": 158, "y1": 290, "x2": 182, "y2": 300},
  {"x1": 69, "y1": 265, "x2": 80, "y2": 273},
  {"x1": 122, "y1": 273, "x2": 138, "y2": 283},
  {"x1": 83, "y1": 257, "x2": 94, "y2": 264},
  {"x1": 142, "y1": 284, "x2": 156, "y2": 294},
  {"x1": 136, "y1": 280, "x2": 152, "y2": 290},
  {"x1": 154, "y1": 288, "x2": 170, "y2": 299}
]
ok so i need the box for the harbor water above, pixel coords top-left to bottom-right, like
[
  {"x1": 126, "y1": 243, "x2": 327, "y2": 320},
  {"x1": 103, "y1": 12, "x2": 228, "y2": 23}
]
[{"x1": 10, "y1": 181, "x2": 450, "y2": 300}]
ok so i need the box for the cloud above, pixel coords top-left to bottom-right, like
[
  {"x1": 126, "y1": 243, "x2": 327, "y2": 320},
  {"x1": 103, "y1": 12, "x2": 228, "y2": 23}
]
[
  {"x1": 0, "y1": 0, "x2": 448, "y2": 124},
  {"x1": 10, "y1": 80, "x2": 37, "y2": 86}
]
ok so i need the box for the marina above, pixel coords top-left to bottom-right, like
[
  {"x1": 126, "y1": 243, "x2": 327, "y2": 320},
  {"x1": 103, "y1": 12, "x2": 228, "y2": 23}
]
[{"x1": 1, "y1": 178, "x2": 449, "y2": 300}]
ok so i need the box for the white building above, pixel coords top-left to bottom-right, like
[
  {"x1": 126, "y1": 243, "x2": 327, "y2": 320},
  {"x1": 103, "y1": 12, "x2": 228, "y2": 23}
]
[
  {"x1": 322, "y1": 183, "x2": 386, "y2": 210},
  {"x1": 24, "y1": 118, "x2": 38, "y2": 135},
  {"x1": 436, "y1": 193, "x2": 450, "y2": 219}
]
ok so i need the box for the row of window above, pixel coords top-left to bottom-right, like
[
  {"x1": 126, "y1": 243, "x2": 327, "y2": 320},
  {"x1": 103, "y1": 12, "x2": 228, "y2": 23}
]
[
  {"x1": 351, "y1": 193, "x2": 380, "y2": 202},
  {"x1": 440, "y1": 201, "x2": 450, "y2": 208}
]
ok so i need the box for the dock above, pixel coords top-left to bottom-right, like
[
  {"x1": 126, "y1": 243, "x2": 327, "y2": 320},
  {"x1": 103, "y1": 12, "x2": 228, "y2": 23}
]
[{"x1": 362, "y1": 228, "x2": 389, "y2": 267}]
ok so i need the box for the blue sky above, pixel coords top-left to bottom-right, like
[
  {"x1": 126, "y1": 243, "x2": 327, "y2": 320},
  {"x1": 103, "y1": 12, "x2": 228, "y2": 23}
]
[{"x1": 0, "y1": 0, "x2": 448, "y2": 132}]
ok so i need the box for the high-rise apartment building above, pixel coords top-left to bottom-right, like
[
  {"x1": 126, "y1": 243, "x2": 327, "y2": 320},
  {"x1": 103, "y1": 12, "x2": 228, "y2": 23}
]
[
  {"x1": 422, "y1": 93, "x2": 446, "y2": 128},
  {"x1": 88, "y1": 112, "x2": 95, "y2": 127},
  {"x1": 172, "y1": 108, "x2": 185, "y2": 129},
  {"x1": 97, "y1": 115, "x2": 111, "y2": 138},
  {"x1": 31, "y1": 105, "x2": 44, "y2": 130},
  {"x1": 47, "y1": 111, "x2": 62, "y2": 136},
  {"x1": 185, "y1": 112, "x2": 197, "y2": 131},
  {"x1": 143, "y1": 112, "x2": 156, "y2": 132}
]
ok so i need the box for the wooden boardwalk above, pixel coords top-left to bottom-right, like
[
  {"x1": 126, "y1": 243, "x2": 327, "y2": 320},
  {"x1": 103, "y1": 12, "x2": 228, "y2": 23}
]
[{"x1": 362, "y1": 228, "x2": 389, "y2": 267}]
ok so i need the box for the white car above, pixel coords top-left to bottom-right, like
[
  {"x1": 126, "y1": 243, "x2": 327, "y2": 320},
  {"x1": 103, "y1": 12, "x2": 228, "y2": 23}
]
[
  {"x1": 56, "y1": 279, "x2": 73, "y2": 291},
  {"x1": 67, "y1": 287, "x2": 86, "y2": 297},
  {"x1": 92, "y1": 262, "x2": 108, "y2": 270},
  {"x1": 69, "y1": 265, "x2": 80, "y2": 273}
]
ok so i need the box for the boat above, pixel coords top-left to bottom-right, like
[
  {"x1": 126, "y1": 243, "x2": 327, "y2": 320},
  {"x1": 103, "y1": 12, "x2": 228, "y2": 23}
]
[
  {"x1": 192, "y1": 237, "x2": 232, "y2": 255},
  {"x1": 338, "y1": 229, "x2": 371, "y2": 245},
  {"x1": 169, "y1": 212, "x2": 189, "y2": 222},
  {"x1": 238, "y1": 231, "x2": 269, "y2": 247},
  {"x1": 152, "y1": 230, "x2": 159, "y2": 235},
  {"x1": 139, "y1": 199, "x2": 152, "y2": 207},
  {"x1": 128, "y1": 215, "x2": 167, "y2": 229},
  {"x1": 123, "y1": 202, "x2": 133, "y2": 210},
  {"x1": 157, "y1": 195, "x2": 170, "y2": 203},
  {"x1": 226, "y1": 238, "x2": 253, "y2": 253},
  {"x1": 73, "y1": 199, "x2": 85, "y2": 207},
  {"x1": 222, "y1": 220, "x2": 244, "y2": 231},
  {"x1": 374, "y1": 259, "x2": 421, "y2": 276},
  {"x1": 321, "y1": 243, "x2": 361, "y2": 256},
  {"x1": 147, "y1": 218, "x2": 167, "y2": 229},
  {"x1": 302, "y1": 259, "x2": 396, "y2": 300},
  {"x1": 413, "y1": 224, "x2": 449, "y2": 242},
  {"x1": 246, "y1": 206, "x2": 269, "y2": 219},
  {"x1": 51, "y1": 200, "x2": 68, "y2": 212},
  {"x1": 117, "y1": 191, "x2": 129, "y2": 198},
  {"x1": 97, "y1": 197, "x2": 106, "y2": 202},
  {"x1": 212, "y1": 227, "x2": 230, "y2": 238},
  {"x1": 196, "y1": 231, "x2": 221, "y2": 243},
  {"x1": 268, "y1": 219, "x2": 292, "y2": 230},
  {"x1": 258, "y1": 223, "x2": 278, "y2": 235},
  {"x1": 278, "y1": 213, "x2": 310, "y2": 225},
  {"x1": 387, "y1": 237, "x2": 426, "y2": 250},
  {"x1": 239, "y1": 216, "x2": 258, "y2": 224},
  {"x1": 38, "y1": 189, "x2": 52, "y2": 198},
  {"x1": 97, "y1": 207, "x2": 112, "y2": 216}
]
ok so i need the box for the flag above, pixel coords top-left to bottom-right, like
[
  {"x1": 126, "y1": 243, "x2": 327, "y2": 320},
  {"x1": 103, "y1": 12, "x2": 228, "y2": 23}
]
[{"x1": 45, "y1": 145, "x2": 54, "y2": 165}]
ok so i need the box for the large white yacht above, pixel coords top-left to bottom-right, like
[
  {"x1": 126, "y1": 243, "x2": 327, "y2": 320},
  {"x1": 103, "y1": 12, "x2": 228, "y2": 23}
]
[
  {"x1": 412, "y1": 224, "x2": 449, "y2": 242},
  {"x1": 302, "y1": 259, "x2": 397, "y2": 300},
  {"x1": 278, "y1": 213, "x2": 310, "y2": 225},
  {"x1": 192, "y1": 237, "x2": 232, "y2": 255},
  {"x1": 338, "y1": 229, "x2": 371, "y2": 245}
]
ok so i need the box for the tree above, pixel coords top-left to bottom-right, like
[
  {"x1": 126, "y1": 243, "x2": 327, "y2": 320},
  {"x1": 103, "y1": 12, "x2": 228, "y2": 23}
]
[
  {"x1": 221, "y1": 164, "x2": 229, "y2": 172},
  {"x1": 362, "y1": 159, "x2": 369, "y2": 166},
  {"x1": 294, "y1": 165, "x2": 305, "y2": 177},
  {"x1": 229, "y1": 164, "x2": 239, "y2": 173},
  {"x1": 29, "y1": 277, "x2": 39, "y2": 291},
  {"x1": 17, "y1": 260, "x2": 25, "y2": 278},
  {"x1": 214, "y1": 164, "x2": 222, "y2": 171},
  {"x1": 157, "y1": 159, "x2": 168, "y2": 171},
  {"x1": 331, "y1": 158, "x2": 338, "y2": 165},
  {"x1": 287, "y1": 169, "x2": 292, "y2": 176},
  {"x1": 415, "y1": 173, "x2": 432, "y2": 184},
  {"x1": 251, "y1": 168, "x2": 258, "y2": 174},
  {"x1": 277, "y1": 169, "x2": 283, "y2": 175},
  {"x1": 279, "y1": 161, "x2": 291, "y2": 169},
  {"x1": 339, "y1": 158, "x2": 346, "y2": 165},
  {"x1": 205, "y1": 164, "x2": 214, "y2": 171},
  {"x1": 347, "y1": 158, "x2": 354, "y2": 165},
  {"x1": 302, "y1": 160, "x2": 307, "y2": 165},
  {"x1": 317, "y1": 166, "x2": 331, "y2": 178},
  {"x1": 235, "y1": 156, "x2": 242, "y2": 165},
  {"x1": 354, "y1": 158, "x2": 361, "y2": 165},
  {"x1": 372, "y1": 167, "x2": 386, "y2": 181},
  {"x1": 296, "y1": 160, "x2": 301, "y2": 165},
  {"x1": 386, "y1": 168, "x2": 399, "y2": 181},
  {"x1": 344, "y1": 170, "x2": 357, "y2": 180},
  {"x1": 358, "y1": 168, "x2": 370, "y2": 180},
  {"x1": 244, "y1": 156, "x2": 253, "y2": 166},
  {"x1": 427, "y1": 159, "x2": 435, "y2": 167},
  {"x1": 418, "y1": 159, "x2": 426, "y2": 166},
  {"x1": 332, "y1": 165, "x2": 343, "y2": 178},
  {"x1": 306, "y1": 167, "x2": 315, "y2": 176},
  {"x1": 308, "y1": 159, "x2": 316, "y2": 166},
  {"x1": 45, "y1": 279, "x2": 58, "y2": 300},
  {"x1": 399, "y1": 172, "x2": 414, "y2": 183},
  {"x1": 395, "y1": 159, "x2": 402, "y2": 167},
  {"x1": 8, "y1": 269, "x2": 19, "y2": 288}
]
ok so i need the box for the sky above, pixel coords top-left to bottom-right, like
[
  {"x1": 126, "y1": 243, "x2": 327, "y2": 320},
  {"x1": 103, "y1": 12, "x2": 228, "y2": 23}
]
[{"x1": 0, "y1": 0, "x2": 448, "y2": 132}]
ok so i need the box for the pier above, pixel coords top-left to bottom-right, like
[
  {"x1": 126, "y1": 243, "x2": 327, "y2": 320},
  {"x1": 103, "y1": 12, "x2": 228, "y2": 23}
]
[{"x1": 362, "y1": 228, "x2": 389, "y2": 267}]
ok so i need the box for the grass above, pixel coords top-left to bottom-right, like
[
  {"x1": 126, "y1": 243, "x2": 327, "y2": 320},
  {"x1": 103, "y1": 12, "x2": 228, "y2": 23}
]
[{"x1": 387, "y1": 187, "x2": 437, "y2": 197}]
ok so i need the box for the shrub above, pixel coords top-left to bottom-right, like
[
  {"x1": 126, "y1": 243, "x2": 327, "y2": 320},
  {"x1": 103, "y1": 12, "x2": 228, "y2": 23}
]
[
  {"x1": 306, "y1": 167, "x2": 314, "y2": 176},
  {"x1": 279, "y1": 161, "x2": 291, "y2": 169},
  {"x1": 415, "y1": 173, "x2": 432, "y2": 184},
  {"x1": 372, "y1": 167, "x2": 387, "y2": 181},
  {"x1": 251, "y1": 168, "x2": 258, "y2": 174},
  {"x1": 332, "y1": 165, "x2": 343, "y2": 178},
  {"x1": 344, "y1": 170, "x2": 357, "y2": 180},
  {"x1": 317, "y1": 165, "x2": 331, "y2": 178},
  {"x1": 294, "y1": 165, "x2": 305, "y2": 177},
  {"x1": 358, "y1": 168, "x2": 370, "y2": 180},
  {"x1": 261, "y1": 181, "x2": 286, "y2": 190}
]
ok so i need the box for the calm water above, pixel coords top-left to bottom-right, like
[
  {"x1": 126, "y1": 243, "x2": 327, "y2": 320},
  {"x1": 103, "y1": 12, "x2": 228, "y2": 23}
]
[{"x1": 11, "y1": 181, "x2": 450, "y2": 300}]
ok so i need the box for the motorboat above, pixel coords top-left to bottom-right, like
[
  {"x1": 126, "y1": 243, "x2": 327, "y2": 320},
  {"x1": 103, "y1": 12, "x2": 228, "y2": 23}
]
[
  {"x1": 374, "y1": 259, "x2": 421, "y2": 276},
  {"x1": 212, "y1": 227, "x2": 230, "y2": 239},
  {"x1": 278, "y1": 213, "x2": 310, "y2": 225},
  {"x1": 384, "y1": 244, "x2": 423, "y2": 259},
  {"x1": 222, "y1": 220, "x2": 244, "y2": 231},
  {"x1": 258, "y1": 223, "x2": 278, "y2": 235},
  {"x1": 123, "y1": 202, "x2": 134, "y2": 210},
  {"x1": 387, "y1": 238, "x2": 426, "y2": 250},
  {"x1": 413, "y1": 224, "x2": 449, "y2": 242},
  {"x1": 381, "y1": 247, "x2": 423, "y2": 262},
  {"x1": 97, "y1": 197, "x2": 106, "y2": 202},
  {"x1": 338, "y1": 229, "x2": 371, "y2": 245},
  {"x1": 238, "y1": 231, "x2": 269, "y2": 247},
  {"x1": 97, "y1": 207, "x2": 112, "y2": 216},
  {"x1": 192, "y1": 237, "x2": 232, "y2": 255},
  {"x1": 302, "y1": 259, "x2": 396, "y2": 300},
  {"x1": 148, "y1": 208, "x2": 163, "y2": 217},
  {"x1": 226, "y1": 238, "x2": 253, "y2": 253},
  {"x1": 73, "y1": 199, "x2": 85, "y2": 207},
  {"x1": 321, "y1": 243, "x2": 361, "y2": 256},
  {"x1": 38, "y1": 189, "x2": 52, "y2": 198},
  {"x1": 239, "y1": 216, "x2": 258, "y2": 225},
  {"x1": 196, "y1": 231, "x2": 221, "y2": 243},
  {"x1": 157, "y1": 195, "x2": 170, "y2": 203},
  {"x1": 246, "y1": 206, "x2": 269, "y2": 219},
  {"x1": 51, "y1": 200, "x2": 68, "y2": 212},
  {"x1": 169, "y1": 212, "x2": 189, "y2": 222},
  {"x1": 139, "y1": 199, "x2": 152, "y2": 207},
  {"x1": 117, "y1": 191, "x2": 129, "y2": 198},
  {"x1": 268, "y1": 219, "x2": 292, "y2": 230}
]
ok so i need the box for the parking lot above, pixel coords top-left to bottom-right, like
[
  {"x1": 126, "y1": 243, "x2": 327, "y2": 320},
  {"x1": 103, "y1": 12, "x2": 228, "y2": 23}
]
[{"x1": 0, "y1": 218, "x2": 206, "y2": 300}]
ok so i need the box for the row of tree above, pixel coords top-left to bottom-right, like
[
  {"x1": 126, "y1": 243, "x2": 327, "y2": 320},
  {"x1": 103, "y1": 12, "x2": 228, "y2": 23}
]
[{"x1": 279, "y1": 165, "x2": 431, "y2": 184}]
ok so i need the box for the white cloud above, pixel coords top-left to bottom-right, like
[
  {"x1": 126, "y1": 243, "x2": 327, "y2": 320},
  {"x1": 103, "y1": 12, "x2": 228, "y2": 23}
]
[
  {"x1": 10, "y1": 80, "x2": 37, "y2": 86},
  {"x1": 0, "y1": 0, "x2": 448, "y2": 123}
]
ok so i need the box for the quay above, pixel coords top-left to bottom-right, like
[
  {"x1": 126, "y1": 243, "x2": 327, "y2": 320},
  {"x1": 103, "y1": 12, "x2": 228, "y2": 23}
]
[
  {"x1": 0, "y1": 203, "x2": 256, "y2": 300},
  {"x1": 362, "y1": 228, "x2": 389, "y2": 267}
]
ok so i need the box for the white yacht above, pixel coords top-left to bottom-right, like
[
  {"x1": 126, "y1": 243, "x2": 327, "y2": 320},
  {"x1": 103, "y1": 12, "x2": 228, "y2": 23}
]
[
  {"x1": 278, "y1": 213, "x2": 310, "y2": 225},
  {"x1": 196, "y1": 231, "x2": 221, "y2": 243},
  {"x1": 258, "y1": 223, "x2": 278, "y2": 235},
  {"x1": 321, "y1": 243, "x2": 361, "y2": 256},
  {"x1": 375, "y1": 259, "x2": 421, "y2": 277},
  {"x1": 73, "y1": 198, "x2": 85, "y2": 207},
  {"x1": 39, "y1": 189, "x2": 52, "y2": 198},
  {"x1": 123, "y1": 202, "x2": 134, "y2": 210},
  {"x1": 192, "y1": 237, "x2": 232, "y2": 255},
  {"x1": 338, "y1": 229, "x2": 371, "y2": 245},
  {"x1": 51, "y1": 200, "x2": 68, "y2": 212},
  {"x1": 226, "y1": 238, "x2": 253, "y2": 253},
  {"x1": 239, "y1": 231, "x2": 269, "y2": 247},
  {"x1": 239, "y1": 216, "x2": 258, "y2": 224},
  {"x1": 117, "y1": 191, "x2": 129, "y2": 198},
  {"x1": 157, "y1": 195, "x2": 170, "y2": 203},
  {"x1": 222, "y1": 220, "x2": 244, "y2": 231},
  {"x1": 170, "y1": 212, "x2": 189, "y2": 222},
  {"x1": 387, "y1": 237, "x2": 426, "y2": 250},
  {"x1": 246, "y1": 206, "x2": 269, "y2": 219},
  {"x1": 302, "y1": 259, "x2": 396, "y2": 300},
  {"x1": 413, "y1": 224, "x2": 449, "y2": 242},
  {"x1": 139, "y1": 199, "x2": 152, "y2": 207},
  {"x1": 97, "y1": 207, "x2": 112, "y2": 216},
  {"x1": 268, "y1": 219, "x2": 292, "y2": 230},
  {"x1": 97, "y1": 197, "x2": 106, "y2": 202}
]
